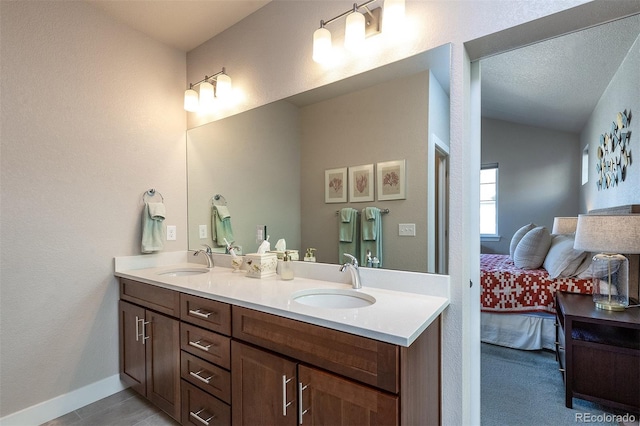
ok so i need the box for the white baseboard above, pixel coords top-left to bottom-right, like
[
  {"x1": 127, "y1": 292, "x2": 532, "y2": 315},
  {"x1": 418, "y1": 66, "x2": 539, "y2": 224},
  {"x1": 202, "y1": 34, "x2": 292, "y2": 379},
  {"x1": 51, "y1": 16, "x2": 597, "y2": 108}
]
[{"x1": 0, "y1": 374, "x2": 126, "y2": 426}]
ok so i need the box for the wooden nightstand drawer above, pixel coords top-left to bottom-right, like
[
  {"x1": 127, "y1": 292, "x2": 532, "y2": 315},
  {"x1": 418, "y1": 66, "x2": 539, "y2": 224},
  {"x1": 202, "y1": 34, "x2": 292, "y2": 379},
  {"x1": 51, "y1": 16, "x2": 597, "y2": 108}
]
[
  {"x1": 181, "y1": 351, "x2": 231, "y2": 404},
  {"x1": 181, "y1": 323, "x2": 230, "y2": 369},
  {"x1": 181, "y1": 294, "x2": 231, "y2": 336},
  {"x1": 181, "y1": 381, "x2": 230, "y2": 426}
]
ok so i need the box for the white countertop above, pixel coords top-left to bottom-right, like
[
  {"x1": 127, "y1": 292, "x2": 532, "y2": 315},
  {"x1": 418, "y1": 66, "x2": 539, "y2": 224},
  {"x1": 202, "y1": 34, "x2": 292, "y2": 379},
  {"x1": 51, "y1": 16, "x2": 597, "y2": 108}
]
[{"x1": 115, "y1": 253, "x2": 449, "y2": 347}]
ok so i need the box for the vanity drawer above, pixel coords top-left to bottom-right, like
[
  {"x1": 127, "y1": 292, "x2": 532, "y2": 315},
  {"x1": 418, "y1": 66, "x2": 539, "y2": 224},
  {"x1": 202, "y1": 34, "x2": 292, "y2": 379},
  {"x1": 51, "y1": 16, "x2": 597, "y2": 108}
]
[
  {"x1": 181, "y1": 381, "x2": 231, "y2": 426},
  {"x1": 181, "y1": 351, "x2": 231, "y2": 404},
  {"x1": 232, "y1": 306, "x2": 400, "y2": 393},
  {"x1": 181, "y1": 294, "x2": 231, "y2": 336},
  {"x1": 181, "y1": 323, "x2": 231, "y2": 370},
  {"x1": 120, "y1": 278, "x2": 179, "y2": 317}
]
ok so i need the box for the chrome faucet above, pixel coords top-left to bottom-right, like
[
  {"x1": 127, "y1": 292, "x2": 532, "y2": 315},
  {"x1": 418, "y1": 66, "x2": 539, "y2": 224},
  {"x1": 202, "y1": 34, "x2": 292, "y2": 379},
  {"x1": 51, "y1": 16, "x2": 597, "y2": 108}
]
[
  {"x1": 194, "y1": 244, "x2": 214, "y2": 268},
  {"x1": 339, "y1": 253, "x2": 362, "y2": 289}
]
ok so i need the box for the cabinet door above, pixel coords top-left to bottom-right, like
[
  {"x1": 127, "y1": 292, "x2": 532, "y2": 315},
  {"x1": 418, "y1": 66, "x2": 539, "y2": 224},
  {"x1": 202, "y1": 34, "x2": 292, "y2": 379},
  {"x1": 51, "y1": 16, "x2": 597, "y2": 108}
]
[
  {"x1": 119, "y1": 301, "x2": 146, "y2": 396},
  {"x1": 298, "y1": 365, "x2": 398, "y2": 426},
  {"x1": 146, "y1": 310, "x2": 181, "y2": 421},
  {"x1": 232, "y1": 341, "x2": 297, "y2": 426}
]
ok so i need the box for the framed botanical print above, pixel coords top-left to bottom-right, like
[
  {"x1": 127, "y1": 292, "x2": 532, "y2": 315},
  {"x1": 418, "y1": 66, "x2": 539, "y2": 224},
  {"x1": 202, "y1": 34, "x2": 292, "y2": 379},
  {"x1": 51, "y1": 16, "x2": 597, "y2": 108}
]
[
  {"x1": 325, "y1": 167, "x2": 347, "y2": 203},
  {"x1": 377, "y1": 160, "x2": 406, "y2": 200},
  {"x1": 349, "y1": 164, "x2": 374, "y2": 202}
]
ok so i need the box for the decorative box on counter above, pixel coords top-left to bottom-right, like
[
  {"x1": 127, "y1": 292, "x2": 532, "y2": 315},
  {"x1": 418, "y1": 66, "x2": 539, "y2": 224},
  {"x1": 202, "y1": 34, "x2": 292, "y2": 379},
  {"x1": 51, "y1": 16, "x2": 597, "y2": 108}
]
[{"x1": 244, "y1": 252, "x2": 278, "y2": 278}]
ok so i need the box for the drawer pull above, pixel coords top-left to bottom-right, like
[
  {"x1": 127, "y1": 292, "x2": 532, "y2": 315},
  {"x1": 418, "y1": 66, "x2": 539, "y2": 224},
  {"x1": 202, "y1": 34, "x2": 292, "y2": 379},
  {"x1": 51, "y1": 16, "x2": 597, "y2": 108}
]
[
  {"x1": 189, "y1": 308, "x2": 213, "y2": 319},
  {"x1": 190, "y1": 369, "x2": 214, "y2": 384},
  {"x1": 135, "y1": 316, "x2": 142, "y2": 342},
  {"x1": 136, "y1": 317, "x2": 150, "y2": 345},
  {"x1": 189, "y1": 340, "x2": 213, "y2": 352},
  {"x1": 298, "y1": 382, "x2": 309, "y2": 424},
  {"x1": 190, "y1": 409, "x2": 215, "y2": 426},
  {"x1": 559, "y1": 368, "x2": 566, "y2": 373},
  {"x1": 282, "y1": 375, "x2": 294, "y2": 416}
]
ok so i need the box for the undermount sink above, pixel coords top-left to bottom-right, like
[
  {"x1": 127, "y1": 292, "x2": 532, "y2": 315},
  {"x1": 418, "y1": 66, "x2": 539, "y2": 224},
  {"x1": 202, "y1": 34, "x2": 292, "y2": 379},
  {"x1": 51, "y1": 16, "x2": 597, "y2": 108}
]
[
  {"x1": 157, "y1": 267, "x2": 210, "y2": 277},
  {"x1": 292, "y1": 288, "x2": 376, "y2": 309}
]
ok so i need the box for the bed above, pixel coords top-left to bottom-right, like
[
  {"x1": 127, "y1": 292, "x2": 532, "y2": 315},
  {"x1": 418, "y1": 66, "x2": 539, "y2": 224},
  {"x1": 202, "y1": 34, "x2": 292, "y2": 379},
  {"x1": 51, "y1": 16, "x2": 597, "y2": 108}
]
[{"x1": 480, "y1": 253, "x2": 593, "y2": 350}]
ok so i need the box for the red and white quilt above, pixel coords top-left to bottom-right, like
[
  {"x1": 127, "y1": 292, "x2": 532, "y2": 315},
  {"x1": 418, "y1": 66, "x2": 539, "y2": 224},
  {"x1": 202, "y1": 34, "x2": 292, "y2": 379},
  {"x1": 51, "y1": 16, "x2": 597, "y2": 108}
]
[{"x1": 481, "y1": 254, "x2": 593, "y2": 314}]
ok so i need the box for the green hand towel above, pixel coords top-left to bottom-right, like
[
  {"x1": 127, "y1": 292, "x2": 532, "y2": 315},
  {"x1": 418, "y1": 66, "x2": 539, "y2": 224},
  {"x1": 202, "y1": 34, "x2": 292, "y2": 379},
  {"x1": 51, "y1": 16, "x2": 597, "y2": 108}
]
[
  {"x1": 338, "y1": 208, "x2": 359, "y2": 263},
  {"x1": 360, "y1": 207, "x2": 382, "y2": 267},
  {"x1": 212, "y1": 205, "x2": 234, "y2": 247},
  {"x1": 141, "y1": 202, "x2": 165, "y2": 253}
]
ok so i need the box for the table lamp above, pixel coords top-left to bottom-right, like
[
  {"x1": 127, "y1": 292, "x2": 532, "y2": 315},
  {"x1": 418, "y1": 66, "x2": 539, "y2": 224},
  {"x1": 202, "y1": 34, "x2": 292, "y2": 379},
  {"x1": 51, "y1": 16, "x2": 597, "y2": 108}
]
[
  {"x1": 574, "y1": 214, "x2": 640, "y2": 311},
  {"x1": 552, "y1": 217, "x2": 578, "y2": 234}
]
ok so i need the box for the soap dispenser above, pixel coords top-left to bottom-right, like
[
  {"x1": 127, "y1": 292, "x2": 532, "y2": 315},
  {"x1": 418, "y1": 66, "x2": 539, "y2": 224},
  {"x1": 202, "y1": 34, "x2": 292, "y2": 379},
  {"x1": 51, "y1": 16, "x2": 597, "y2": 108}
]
[
  {"x1": 280, "y1": 251, "x2": 294, "y2": 280},
  {"x1": 304, "y1": 248, "x2": 316, "y2": 262}
]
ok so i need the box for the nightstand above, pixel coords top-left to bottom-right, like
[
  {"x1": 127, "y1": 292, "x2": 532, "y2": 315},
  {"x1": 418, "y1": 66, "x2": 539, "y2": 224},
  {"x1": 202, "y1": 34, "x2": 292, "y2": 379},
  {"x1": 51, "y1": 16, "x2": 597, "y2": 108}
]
[{"x1": 555, "y1": 291, "x2": 640, "y2": 414}]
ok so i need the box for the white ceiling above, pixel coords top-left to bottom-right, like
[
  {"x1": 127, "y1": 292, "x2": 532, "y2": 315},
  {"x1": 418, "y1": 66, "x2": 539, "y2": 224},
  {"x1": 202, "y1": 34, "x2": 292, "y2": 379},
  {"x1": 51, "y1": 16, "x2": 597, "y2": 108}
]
[
  {"x1": 84, "y1": 0, "x2": 271, "y2": 52},
  {"x1": 481, "y1": 15, "x2": 639, "y2": 133},
  {"x1": 84, "y1": 2, "x2": 638, "y2": 134}
]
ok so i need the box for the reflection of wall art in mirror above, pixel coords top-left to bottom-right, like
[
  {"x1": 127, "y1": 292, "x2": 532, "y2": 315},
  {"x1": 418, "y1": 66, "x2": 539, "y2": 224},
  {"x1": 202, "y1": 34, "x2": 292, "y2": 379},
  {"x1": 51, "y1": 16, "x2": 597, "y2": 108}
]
[
  {"x1": 377, "y1": 160, "x2": 406, "y2": 200},
  {"x1": 596, "y1": 109, "x2": 632, "y2": 191},
  {"x1": 348, "y1": 164, "x2": 374, "y2": 202},
  {"x1": 325, "y1": 167, "x2": 348, "y2": 203}
]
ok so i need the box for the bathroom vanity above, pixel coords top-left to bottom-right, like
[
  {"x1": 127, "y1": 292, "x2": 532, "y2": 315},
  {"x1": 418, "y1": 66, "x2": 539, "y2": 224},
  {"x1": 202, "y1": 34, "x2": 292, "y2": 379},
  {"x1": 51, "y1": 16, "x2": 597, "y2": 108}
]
[{"x1": 115, "y1": 254, "x2": 449, "y2": 425}]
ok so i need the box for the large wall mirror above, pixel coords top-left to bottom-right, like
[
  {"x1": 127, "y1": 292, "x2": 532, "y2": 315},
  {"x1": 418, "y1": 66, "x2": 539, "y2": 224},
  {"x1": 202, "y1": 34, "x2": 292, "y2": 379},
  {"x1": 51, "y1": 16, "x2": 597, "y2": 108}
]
[{"x1": 187, "y1": 44, "x2": 451, "y2": 274}]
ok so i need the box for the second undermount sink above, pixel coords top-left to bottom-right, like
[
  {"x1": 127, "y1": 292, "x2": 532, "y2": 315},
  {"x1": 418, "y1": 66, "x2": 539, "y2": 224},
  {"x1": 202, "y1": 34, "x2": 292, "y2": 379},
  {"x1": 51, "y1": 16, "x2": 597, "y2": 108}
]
[
  {"x1": 157, "y1": 267, "x2": 210, "y2": 277},
  {"x1": 292, "y1": 288, "x2": 376, "y2": 309}
]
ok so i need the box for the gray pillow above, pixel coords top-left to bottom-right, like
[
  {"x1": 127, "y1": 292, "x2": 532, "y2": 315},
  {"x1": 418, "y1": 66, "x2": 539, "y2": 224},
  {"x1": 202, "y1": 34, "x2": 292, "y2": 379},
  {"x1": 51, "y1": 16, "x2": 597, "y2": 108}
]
[
  {"x1": 513, "y1": 226, "x2": 552, "y2": 269},
  {"x1": 543, "y1": 234, "x2": 586, "y2": 278},
  {"x1": 509, "y1": 223, "x2": 537, "y2": 259}
]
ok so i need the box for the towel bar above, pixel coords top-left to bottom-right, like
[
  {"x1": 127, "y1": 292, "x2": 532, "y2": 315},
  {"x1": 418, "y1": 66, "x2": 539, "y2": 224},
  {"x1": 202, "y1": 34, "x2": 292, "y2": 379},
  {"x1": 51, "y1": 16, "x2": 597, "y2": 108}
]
[
  {"x1": 335, "y1": 208, "x2": 389, "y2": 215},
  {"x1": 142, "y1": 189, "x2": 164, "y2": 203}
]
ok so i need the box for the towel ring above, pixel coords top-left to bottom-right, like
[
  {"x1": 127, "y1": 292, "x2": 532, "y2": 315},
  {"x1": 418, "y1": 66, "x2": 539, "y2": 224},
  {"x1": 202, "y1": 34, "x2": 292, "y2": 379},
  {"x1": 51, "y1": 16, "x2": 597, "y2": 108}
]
[
  {"x1": 143, "y1": 189, "x2": 164, "y2": 203},
  {"x1": 212, "y1": 194, "x2": 227, "y2": 206}
]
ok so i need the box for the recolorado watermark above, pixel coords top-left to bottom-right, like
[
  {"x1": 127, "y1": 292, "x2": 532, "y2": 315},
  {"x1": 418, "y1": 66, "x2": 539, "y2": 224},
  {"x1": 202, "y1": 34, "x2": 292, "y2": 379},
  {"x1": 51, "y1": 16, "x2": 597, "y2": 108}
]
[{"x1": 575, "y1": 412, "x2": 636, "y2": 423}]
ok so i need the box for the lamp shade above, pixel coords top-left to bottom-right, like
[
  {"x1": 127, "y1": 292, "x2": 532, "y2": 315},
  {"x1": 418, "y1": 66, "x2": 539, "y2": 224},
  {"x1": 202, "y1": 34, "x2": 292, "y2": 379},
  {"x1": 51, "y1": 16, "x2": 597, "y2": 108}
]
[
  {"x1": 313, "y1": 27, "x2": 332, "y2": 63},
  {"x1": 552, "y1": 217, "x2": 578, "y2": 234},
  {"x1": 344, "y1": 10, "x2": 365, "y2": 51},
  {"x1": 198, "y1": 81, "x2": 215, "y2": 111},
  {"x1": 574, "y1": 214, "x2": 640, "y2": 254},
  {"x1": 215, "y1": 73, "x2": 232, "y2": 99},
  {"x1": 183, "y1": 88, "x2": 199, "y2": 112}
]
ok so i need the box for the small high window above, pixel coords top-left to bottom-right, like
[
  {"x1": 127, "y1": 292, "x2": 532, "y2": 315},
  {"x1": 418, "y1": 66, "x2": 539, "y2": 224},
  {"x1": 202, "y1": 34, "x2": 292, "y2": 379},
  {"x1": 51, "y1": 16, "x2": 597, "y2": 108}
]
[{"x1": 480, "y1": 164, "x2": 498, "y2": 236}]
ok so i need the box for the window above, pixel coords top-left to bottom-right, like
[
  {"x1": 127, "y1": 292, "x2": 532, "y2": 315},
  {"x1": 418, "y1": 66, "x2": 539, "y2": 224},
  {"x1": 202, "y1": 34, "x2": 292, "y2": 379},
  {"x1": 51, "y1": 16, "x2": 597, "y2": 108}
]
[
  {"x1": 581, "y1": 145, "x2": 589, "y2": 185},
  {"x1": 480, "y1": 164, "x2": 498, "y2": 237}
]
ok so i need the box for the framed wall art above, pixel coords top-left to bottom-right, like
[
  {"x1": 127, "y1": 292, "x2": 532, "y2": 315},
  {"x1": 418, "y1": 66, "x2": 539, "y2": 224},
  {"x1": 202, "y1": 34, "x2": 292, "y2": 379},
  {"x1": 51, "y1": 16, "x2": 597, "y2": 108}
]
[
  {"x1": 324, "y1": 167, "x2": 347, "y2": 203},
  {"x1": 348, "y1": 164, "x2": 374, "y2": 202},
  {"x1": 377, "y1": 159, "x2": 406, "y2": 200}
]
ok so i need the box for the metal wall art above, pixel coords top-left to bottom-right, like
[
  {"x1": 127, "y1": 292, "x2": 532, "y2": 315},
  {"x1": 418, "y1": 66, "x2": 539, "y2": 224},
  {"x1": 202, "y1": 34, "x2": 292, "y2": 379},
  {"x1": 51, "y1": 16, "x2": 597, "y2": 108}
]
[{"x1": 596, "y1": 109, "x2": 632, "y2": 190}]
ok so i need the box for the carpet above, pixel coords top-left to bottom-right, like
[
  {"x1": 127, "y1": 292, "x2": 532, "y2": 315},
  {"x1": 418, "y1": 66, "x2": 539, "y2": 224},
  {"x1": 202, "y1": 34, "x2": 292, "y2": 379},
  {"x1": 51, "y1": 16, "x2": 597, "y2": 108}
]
[{"x1": 481, "y1": 343, "x2": 638, "y2": 426}]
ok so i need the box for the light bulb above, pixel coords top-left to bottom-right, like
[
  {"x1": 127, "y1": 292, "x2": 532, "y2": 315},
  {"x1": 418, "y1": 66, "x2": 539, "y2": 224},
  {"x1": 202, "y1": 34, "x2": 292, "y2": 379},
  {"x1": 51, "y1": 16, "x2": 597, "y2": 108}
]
[
  {"x1": 216, "y1": 73, "x2": 232, "y2": 99},
  {"x1": 183, "y1": 88, "x2": 199, "y2": 112},
  {"x1": 344, "y1": 10, "x2": 365, "y2": 52},
  {"x1": 199, "y1": 81, "x2": 215, "y2": 112},
  {"x1": 313, "y1": 27, "x2": 332, "y2": 63}
]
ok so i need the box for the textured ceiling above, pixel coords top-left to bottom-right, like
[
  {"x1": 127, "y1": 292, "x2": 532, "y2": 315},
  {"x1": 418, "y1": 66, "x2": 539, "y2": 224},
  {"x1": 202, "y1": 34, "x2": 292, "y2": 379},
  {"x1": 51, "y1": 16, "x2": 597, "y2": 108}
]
[
  {"x1": 481, "y1": 15, "x2": 639, "y2": 133},
  {"x1": 84, "y1": 0, "x2": 271, "y2": 52}
]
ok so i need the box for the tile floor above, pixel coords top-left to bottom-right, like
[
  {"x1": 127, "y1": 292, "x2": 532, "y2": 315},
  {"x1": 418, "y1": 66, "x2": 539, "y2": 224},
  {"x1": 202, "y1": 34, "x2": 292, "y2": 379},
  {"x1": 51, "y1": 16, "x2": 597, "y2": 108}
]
[{"x1": 40, "y1": 389, "x2": 179, "y2": 426}]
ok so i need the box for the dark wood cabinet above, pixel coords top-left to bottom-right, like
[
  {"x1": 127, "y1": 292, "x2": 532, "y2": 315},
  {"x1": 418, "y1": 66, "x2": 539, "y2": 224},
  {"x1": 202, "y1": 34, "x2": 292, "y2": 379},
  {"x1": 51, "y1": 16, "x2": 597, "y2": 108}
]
[
  {"x1": 556, "y1": 291, "x2": 640, "y2": 414},
  {"x1": 119, "y1": 300, "x2": 181, "y2": 421}
]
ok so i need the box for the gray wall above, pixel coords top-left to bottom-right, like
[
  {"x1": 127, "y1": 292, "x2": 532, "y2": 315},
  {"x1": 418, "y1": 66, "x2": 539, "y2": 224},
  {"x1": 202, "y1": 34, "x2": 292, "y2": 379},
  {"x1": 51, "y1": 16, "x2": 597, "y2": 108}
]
[
  {"x1": 300, "y1": 71, "x2": 431, "y2": 271},
  {"x1": 0, "y1": 1, "x2": 186, "y2": 417},
  {"x1": 580, "y1": 34, "x2": 640, "y2": 212},
  {"x1": 481, "y1": 118, "x2": 581, "y2": 254}
]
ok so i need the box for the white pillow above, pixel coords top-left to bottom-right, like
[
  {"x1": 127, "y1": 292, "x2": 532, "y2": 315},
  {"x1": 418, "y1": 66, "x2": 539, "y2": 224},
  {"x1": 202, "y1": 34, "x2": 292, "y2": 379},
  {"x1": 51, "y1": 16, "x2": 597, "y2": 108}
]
[
  {"x1": 513, "y1": 226, "x2": 552, "y2": 269},
  {"x1": 543, "y1": 234, "x2": 587, "y2": 278},
  {"x1": 510, "y1": 223, "x2": 537, "y2": 259}
]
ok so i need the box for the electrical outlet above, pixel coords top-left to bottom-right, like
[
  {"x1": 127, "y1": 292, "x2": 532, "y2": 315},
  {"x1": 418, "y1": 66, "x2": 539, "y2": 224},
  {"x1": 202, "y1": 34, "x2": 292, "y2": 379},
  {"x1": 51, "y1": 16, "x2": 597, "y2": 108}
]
[
  {"x1": 199, "y1": 225, "x2": 207, "y2": 239},
  {"x1": 166, "y1": 225, "x2": 177, "y2": 241},
  {"x1": 399, "y1": 223, "x2": 416, "y2": 237}
]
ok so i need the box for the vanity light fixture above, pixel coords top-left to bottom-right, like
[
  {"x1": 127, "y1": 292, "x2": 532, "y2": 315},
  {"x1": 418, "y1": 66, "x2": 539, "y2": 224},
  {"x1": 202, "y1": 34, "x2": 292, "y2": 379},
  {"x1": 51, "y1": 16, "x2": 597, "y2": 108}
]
[
  {"x1": 312, "y1": 0, "x2": 385, "y2": 63},
  {"x1": 183, "y1": 67, "x2": 232, "y2": 112}
]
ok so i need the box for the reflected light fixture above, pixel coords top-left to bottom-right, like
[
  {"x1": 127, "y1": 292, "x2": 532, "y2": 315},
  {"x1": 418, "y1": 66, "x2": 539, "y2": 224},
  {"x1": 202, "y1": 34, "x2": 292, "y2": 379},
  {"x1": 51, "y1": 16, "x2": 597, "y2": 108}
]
[
  {"x1": 183, "y1": 67, "x2": 232, "y2": 112},
  {"x1": 312, "y1": 0, "x2": 389, "y2": 64},
  {"x1": 574, "y1": 214, "x2": 640, "y2": 311}
]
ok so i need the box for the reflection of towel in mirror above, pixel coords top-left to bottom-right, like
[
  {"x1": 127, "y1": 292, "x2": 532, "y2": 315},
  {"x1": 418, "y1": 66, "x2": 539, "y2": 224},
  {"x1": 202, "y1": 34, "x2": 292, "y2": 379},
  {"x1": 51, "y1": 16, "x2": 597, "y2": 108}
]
[
  {"x1": 360, "y1": 207, "x2": 382, "y2": 267},
  {"x1": 142, "y1": 202, "x2": 166, "y2": 253},
  {"x1": 338, "y1": 208, "x2": 359, "y2": 263},
  {"x1": 212, "y1": 205, "x2": 234, "y2": 247}
]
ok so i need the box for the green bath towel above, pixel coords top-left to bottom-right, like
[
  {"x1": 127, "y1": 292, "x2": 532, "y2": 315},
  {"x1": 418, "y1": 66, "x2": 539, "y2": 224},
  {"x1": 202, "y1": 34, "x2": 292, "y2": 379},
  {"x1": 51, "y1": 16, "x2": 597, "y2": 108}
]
[
  {"x1": 361, "y1": 207, "x2": 382, "y2": 267},
  {"x1": 338, "y1": 208, "x2": 358, "y2": 263}
]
